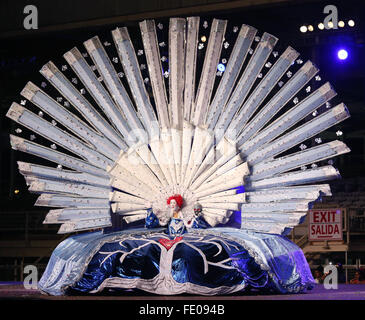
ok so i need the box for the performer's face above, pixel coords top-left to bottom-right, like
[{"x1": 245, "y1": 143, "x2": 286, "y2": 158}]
[{"x1": 170, "y1": 199, "x2": 177, "y2": 209}]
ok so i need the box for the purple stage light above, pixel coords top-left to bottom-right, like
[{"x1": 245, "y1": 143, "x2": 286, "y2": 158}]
[{"x1": 337, "y1": 49, "x2": 349, "y2": 60}]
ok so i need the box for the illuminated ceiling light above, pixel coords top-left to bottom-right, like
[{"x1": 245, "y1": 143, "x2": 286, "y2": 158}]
[
  {"x1": 307, "y1": 25, "x2": 314, "y2": 32},
  {"x1": 14, "y1": 189, "x2": 20, "y2": 194},
  {"x1": 318, "y1": 23, "x2": 325, "y2": 30},
  {"x1": 338, "y1": 21, "x2": 345, "y2": 28},
  {"x1": 201, "y1": 36, "x2": 207, "y2": 42},
  {"x1": 327, "y1": 21, "x2": 334, "y2": 29},
  {"x1": 348, "y1": 20, "x2": 355, "y2": 27},
  {"x1": 300, "y1": 25, "x2": 308, "y2": 33},
  {"x1": 337, "y1": 49, "x2": 349, "y2": 60}
]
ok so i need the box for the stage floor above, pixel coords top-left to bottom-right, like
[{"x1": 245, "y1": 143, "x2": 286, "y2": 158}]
[{"x1": 0, "y1": 283, "x2": 365, "y2": 300}]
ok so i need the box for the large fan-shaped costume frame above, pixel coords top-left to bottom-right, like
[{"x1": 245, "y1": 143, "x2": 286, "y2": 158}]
[{"x1": 7, "y1": 17, "x2": 350, "y2": 295}]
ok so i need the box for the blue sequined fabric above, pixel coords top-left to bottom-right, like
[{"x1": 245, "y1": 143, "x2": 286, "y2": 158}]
[
  {"x1": 167, "y1": 218, "x2": 187, "y2": 236},
  {"x1": 38, "y1": 227, "x2": 315, "y2": 295}
]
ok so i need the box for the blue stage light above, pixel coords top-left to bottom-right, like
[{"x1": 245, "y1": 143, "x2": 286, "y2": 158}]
[
  {"x1": 217, "y1": 63, "x2": 226, "y2": 72},
  {"x1": 337, "y1": 49, "x2": 348, "y2": 60}
]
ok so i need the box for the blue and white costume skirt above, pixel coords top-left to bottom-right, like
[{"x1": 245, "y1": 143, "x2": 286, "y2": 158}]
[{"x1": 38, "y1": 227, "x2": 315, "y2": 295}]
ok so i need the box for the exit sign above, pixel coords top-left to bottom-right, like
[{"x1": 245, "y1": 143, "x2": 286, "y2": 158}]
[{"x1": 308, "y1": 209, "x2": 343, "y2": 241}]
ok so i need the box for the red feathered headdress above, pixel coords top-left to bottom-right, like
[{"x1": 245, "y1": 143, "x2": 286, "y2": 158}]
[{"x1": 167, "y1": 194, "x2": 184, "y2": 208}]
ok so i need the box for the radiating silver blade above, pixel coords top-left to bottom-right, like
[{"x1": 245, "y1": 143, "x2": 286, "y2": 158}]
[
  {"x1": 198, "y1": 193, "x2": 245, "y2": 203},
  {"x1": 21, "y1": 82, "x2": 120, "y2": 160},
  {"x1": 113, "y1": 151, "x2": 167, "y2": 194},
  {"x1": 241, "y1": 221, "x2": 294, "y2": 234},
  {"x1": 184, "y1": 17, "x2": 199, "y2": 122},
  {"x1": 110, "y1": 191, "x2": 147, "y2": 204},
  {"x1": 182, "y1": 126, "x2": 214, "y2": 188},
  {"x1": 245, "y1": 184, "x2": 331, "y2": 202},
  {"x1": 192, "y1": 19, "x2": 227, "y2": 126},
  {"x1": 198, "y1": 189, "x2": 238, "y2": 201},
  {"x1": 166, "y1": 18, "x2": 186, "y2": 184},
  {"x1": 18, "y1": 162, "x2": 110, "y2": 187},
  {"x1": 203, "y1": 202, "x2": 239, "y2": 211},
  {"x1": 134, "y1": 142, "x2": 169, "y2": 186},
  {"x1": 226, "y1": 46, "x2": 300, "y2": 139},
  {"x1": 122, "y1": 214, "x2": 147, "y2": 224},
  {"x1": 194, "y1": 175, "x2": 244, "y2": 198},
  {"x1": 28, "y1": 177, "x2": 110, "y2": 198},
  {"x1": 108, "y1": 162, "x2": 158, "y2": 197},
  {"x1": 84, "y1": 36, "x2": 148, "y2": 142},
  {"x1": 245, "y1": 165, "x2": 340, "y2": 191},
  {"x1": 242, "y1": 200, "x2": 309, "y2": 213},
  {"x1": 191, "y1": 152, "x2": 243, "y2": 191},
  {"x1": 180, "y1": 121, "x2": 194, "y2": 185},
  {"x1": 206, "y1": 24, "x2": 257, "y2": 130},
  {"x1": 40, "y1": 61, "x2": 127, "y2": 151},
  {"x1": 140, "y1": 20, "x2": 170, "y2": 129},
  {"x1": 111, "y1": 202, "x2": 150, "y2": 213},
  {"x1": 194, "y1": 162, "x2": 248, "y2": 193},
  {"x1": 246, "y1": 103, "x2": 350, "y2": 165},
  {"x1": 190, "y1": 136, "x2": 237, "y2": 188},
  {"x1": 64, "y1": 47, "x2": 137, "y2": 144},
  {"x1": 249, "y1": 140, "x2": 350, "y2": 181},
  {"x1": 44, "y1": 208, "x2": 110, "y2": 224},
  {"x1": 230, "y1": 61, "x2": 318, "y2": 142},
  {"x1": 7, "y1": 103, "x2": 113, "y2": 169},
  {"x1": 169, "y1": 18, "x2": 185, "y2": 130},
  {"x1": 239, "y1": 82, "x2": 336, "y2": 153},
  {"x1": 57, "y1": 216, "x2": 112, "y2": 233},
  {"x1": 111, "y1": 177, "x2": 153, "y2": 200},
  {"x1": 242, "y1": 211, "x2": 306, "y2": 225},
  {"x1": 36, "y1": 194, "x2": 110, "y2": 208},
  {"x1": 8, "y1": 135, "x2": 107, "y2": 177},
  {"x1": 217, "y1": 32, "x2": 278, "y2": 138},
  {"x1": 112, "y1": 27, "x2": 159, "y2": 138}
]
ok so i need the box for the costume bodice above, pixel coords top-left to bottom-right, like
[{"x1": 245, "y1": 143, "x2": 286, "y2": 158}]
[{"x1": 167, "y1": 218, "x2": 187, "y2": 237}]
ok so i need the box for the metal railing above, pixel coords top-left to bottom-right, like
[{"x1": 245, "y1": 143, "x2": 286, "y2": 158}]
[{"x1": 0, "y1": 211, "x2": 59, "y2": 240}]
